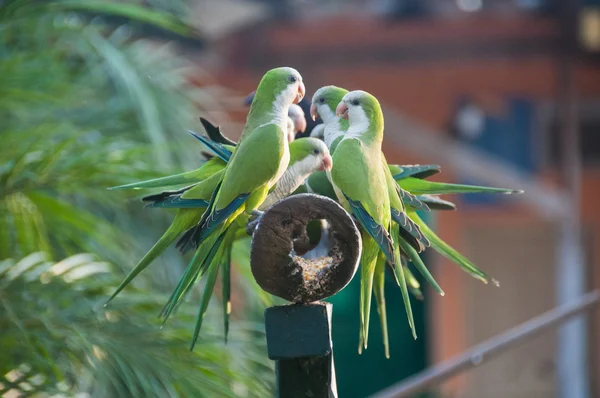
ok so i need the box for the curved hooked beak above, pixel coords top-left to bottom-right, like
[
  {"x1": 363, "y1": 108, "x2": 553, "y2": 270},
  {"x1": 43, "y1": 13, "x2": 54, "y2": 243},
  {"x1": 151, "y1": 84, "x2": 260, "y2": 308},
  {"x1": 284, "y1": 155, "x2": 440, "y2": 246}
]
[
  {"x1": 243, "y1": 91, "x2": 256, "y2": 106},
  {"x1": 309, "y1": 103, "x2": 319, "y2": 122},
  {"x1": 294, "y1": 81, "x2": 305, "y2": 104},
  {"x1": 336, "y1": 102, "x2": 349, "y2": 119},
  {"x1": 320, "y1": 153, "x2": 333, "y2": 171}
]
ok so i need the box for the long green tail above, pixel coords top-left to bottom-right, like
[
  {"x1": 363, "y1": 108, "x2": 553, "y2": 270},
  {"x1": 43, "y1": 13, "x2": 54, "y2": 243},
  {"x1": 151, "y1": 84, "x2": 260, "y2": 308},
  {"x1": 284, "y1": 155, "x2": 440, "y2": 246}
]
[
  {"x1": 359, "y1": 233, "x2": 379, "y2": 352},
  {"x1": 391, "y1": 226, "x2": 416, "y2": 340},
  {"x1": 398, "y1": 177, "x2": 522, "y2": 196},
  {"x1": 399, "y1": 238, "x2": 445, "y2": 296},
  {"x1": 373, "y1": 253, "x2": 389, "y2": 358},
  {"x1": 221, "y1": 230, "x2": 235, "y2": 343},
  {"x1": 160, "y1": 229, "x2": 226, "y2": 322},
  {"x1": 409, "y1": 211, "x2": 491, "y2": 283},
  {"x1": 108, "y1": 159, "x2": 226, "y2": 190},
  {"x1": 189, "y1": 226, "x2": 238, "y2": 350},
  {"x1": 387, "y1": 260, "x2": 423, "y2": 300},
  {"x1": 106, "y1": 209, "x2": 202, "y2": 303}
]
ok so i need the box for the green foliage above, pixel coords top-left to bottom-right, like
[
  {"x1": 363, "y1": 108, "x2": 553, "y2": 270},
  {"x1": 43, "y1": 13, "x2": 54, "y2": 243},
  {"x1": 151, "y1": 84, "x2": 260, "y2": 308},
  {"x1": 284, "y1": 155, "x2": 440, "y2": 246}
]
[
  {"x1": 0, "y1": 253, "x2": 273, "y2": 397},
  {"x1": 0, "y1": 0, "x2": 273, "y2": 396}
]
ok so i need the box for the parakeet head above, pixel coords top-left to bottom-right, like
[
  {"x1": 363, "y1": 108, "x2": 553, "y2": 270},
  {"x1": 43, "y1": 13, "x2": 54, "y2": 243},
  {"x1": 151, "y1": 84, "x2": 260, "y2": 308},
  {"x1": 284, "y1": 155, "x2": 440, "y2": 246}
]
[
  {"x1": 289, "y1": 137, "x2": 333, "y2": 172},
  {"x1": 310, "y1": 86, "x2": 349, "y2": 123},
  {"x1": 288, "y1": 104, "x2": 307, "y2": 137},
  {"x1": 336, "y1": 90, "x2": 383, "y2": 135},
  {"x1": 253, "y1": 67, "x2": 305, "y2": 107}
]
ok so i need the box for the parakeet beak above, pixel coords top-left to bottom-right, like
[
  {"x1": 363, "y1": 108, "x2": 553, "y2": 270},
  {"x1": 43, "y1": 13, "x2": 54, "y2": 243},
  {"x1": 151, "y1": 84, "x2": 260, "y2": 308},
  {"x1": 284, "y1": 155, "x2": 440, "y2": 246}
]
[
  {"x1": 309, "y1": 103, "x2": 319, "y2": 121},
  {"x1": 287, "y1": 129, "x2": 295, "y2": 143},
  {"x1": 336, "y1": 102, "x2": 349, "y2": 119},
  {"x1": 244, "y1": 91, "x2": 256, "y2": 106},
  {"x1": 295, "y1": 115, "x2": 307, "y2": 134},
  {"x1": 294, "y1": 81, "x2": 305, "y2": 104},
  {"x1": 320, "y1": 153, "x2": 333, "y2": 171}
]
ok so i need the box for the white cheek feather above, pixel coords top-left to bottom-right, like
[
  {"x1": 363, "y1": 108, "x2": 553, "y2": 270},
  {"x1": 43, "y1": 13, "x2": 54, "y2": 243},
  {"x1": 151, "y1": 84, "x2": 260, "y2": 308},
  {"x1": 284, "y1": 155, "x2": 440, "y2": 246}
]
[
  {"x1": 319, "y1": 105, "x2": 345, "y2": 149},
  {"x1": 270, "y1": 83, "x2": 299, "y2": 129},
  {"x1": 317, "y1": 103, "x2": 336, "y2": 124},
  {"x1": 263, "y1": 83, "x2": 297, "y2": 186},
  {"x1": 345, "y1": 106, "x2": 369, "y2": 139}
]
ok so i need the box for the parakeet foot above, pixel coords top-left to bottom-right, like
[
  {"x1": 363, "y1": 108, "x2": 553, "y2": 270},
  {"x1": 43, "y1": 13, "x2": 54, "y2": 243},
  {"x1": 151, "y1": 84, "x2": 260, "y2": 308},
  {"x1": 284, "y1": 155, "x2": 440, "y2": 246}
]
[{"x1": 246, "y1": 210, "x2": 265, "y2": 235}]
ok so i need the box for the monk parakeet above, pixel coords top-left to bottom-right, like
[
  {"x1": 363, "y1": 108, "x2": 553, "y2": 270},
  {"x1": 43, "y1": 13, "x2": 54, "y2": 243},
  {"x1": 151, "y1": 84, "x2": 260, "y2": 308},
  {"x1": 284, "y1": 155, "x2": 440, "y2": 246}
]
[
  {"x1": 308, "y1": 86, "x2": 432, "y2": 307},
  {"x1": 108, "y1": 67, "x2": 306, "y2": 349},
  {"x1": 329, "y1": 90, "x2": 433, "y2": 357}
]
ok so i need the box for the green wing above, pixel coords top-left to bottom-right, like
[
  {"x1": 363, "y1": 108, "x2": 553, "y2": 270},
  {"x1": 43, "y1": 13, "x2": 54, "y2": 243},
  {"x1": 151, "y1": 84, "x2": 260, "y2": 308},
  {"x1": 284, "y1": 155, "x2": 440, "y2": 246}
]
[
  {"x1": 214, "y1": 123, "x2": 286, "y2": 210},
  {"x1": 331, "y1": 138, "x2": 389, "y2": 225}
]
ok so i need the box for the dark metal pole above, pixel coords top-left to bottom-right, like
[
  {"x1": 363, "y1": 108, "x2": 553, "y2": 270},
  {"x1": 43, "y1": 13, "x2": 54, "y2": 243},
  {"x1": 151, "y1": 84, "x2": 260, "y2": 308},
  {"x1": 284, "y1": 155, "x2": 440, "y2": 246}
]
[
  {"x1": 265, "y1": 303, "x2": 337, "y2": 398},
  {"x1": 370, "y1": 290, "x2": 600, "y2": 398}
]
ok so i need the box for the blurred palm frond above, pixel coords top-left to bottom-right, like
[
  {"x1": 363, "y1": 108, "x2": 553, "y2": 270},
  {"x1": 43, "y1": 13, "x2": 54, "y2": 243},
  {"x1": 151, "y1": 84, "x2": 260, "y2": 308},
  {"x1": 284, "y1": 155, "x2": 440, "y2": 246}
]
[{"x1": 0, "y1": 253, "x2": 274, "y2": 398}]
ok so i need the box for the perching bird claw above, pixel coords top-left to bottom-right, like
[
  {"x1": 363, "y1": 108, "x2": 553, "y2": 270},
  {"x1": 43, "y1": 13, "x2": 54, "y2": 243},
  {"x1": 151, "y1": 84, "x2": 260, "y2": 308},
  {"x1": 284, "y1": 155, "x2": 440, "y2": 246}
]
[{"x1": 246, "y1": 210, "x2": 265, "y2": 235}]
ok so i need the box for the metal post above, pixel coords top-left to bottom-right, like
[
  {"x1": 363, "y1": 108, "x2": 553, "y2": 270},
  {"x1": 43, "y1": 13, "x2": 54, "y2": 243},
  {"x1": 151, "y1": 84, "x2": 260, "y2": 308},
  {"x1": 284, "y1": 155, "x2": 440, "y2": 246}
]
[
  {"x1": 265, "y1": 303, "x2": 337, "y2": 398},
  {"x1": 556, "y1": 1, "x2": 589, "y2": 397}
]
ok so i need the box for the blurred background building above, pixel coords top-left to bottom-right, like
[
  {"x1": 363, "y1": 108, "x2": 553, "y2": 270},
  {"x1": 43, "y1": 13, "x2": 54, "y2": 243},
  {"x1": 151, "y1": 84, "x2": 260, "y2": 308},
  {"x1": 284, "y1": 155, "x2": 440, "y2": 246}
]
[{"x1": 183, "y1": 0, "x2": 600, "y2": 397}]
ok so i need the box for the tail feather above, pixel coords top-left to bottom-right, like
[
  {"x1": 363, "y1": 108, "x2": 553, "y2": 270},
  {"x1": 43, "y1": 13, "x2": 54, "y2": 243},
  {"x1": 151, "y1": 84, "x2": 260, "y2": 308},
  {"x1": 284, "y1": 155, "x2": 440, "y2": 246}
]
[
  {"x1": 409, "y1": 212, "x2": 491, "y2": 283},
  {"x1": 399, "y1": 238, "x2": 445, "y2": 296},
  {"x1": 417, "y1": 195, "x2": 456, "y2": 211},
  {"x1": 188, "y1": 130, "x2": 233, "y2": 162},
  {"x1": 221, "y1": 233, "x2": 234, "y2": 343},
  {"x1": 390, "y1": 227, "x2": 416, "y2": 339},
  {"x1": 399, "y1": 178, "x2": 524, "y2": 196},
  {"x1": 397, "y1": 186, "x2": 430, "y2": 212},
  {"x1": 359, "y1": 236, "x2": 379, "y2": 353},
  {"x1": 142, "y1": 185, "x2": 193, "y2": 203},
  {"x1": 391, "y1": 209, "x2": 430, "y2": 252},
  {"x1": 161, "y1": 231, "x2": 227, "y2": 322},
  {"x1": 106, "y1": 210, "x2": 199, "y2": 303},
  {"x1": 109, "y1": 171, "x2": 201, "y2": 191},
  {"x1": 200, "y1": 117, "x2": 237, "y2": 146},
  {"x1": 190, "y1": 243, "x2": 225, "y2": 351},
  {"x1": 109, "y1": 159, "x2": 226, "y2": 191},
  {"x1": 189, "y1": 226, "x2": 239, "y2": 349},
  {"x1": 392, "y1": 164, "x2": 441, "y2": 180},
  {"x1": 373, "y1": 253, "x2": 390, "y2": 358},
  {"x1": 176, "y1": 180, "x2": 223, "y2": 254},
  {"x1": 142, "y1": 186, "x2": 210, "y2": 209},
  {"x1": 391, "y1": 255, "x2": 424, "y2": 300}
]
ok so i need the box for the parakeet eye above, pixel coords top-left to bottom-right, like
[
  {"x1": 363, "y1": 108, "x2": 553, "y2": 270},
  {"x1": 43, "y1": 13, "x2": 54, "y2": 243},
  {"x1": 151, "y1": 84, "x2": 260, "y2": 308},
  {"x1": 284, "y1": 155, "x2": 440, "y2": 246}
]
[
  {"x1": 289, "y1": 75, "x2": 298, "y2": 83},
  {"x1": 313, "y1": 149, "x2": 320, "y2": 154},
  {"x1": 318, "y1": 97, "x2": 325, "y2": 104},
  {"x1": 351, "y1": 99, "x2": 359, "y2": 106}
]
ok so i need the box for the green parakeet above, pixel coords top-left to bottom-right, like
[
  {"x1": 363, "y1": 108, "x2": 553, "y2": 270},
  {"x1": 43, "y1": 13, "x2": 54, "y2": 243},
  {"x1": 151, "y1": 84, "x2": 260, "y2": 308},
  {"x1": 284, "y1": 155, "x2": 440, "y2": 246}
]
[
  {"x1": 308, "y1": 86, "x2": 432, "y2": 310},
  {"x1": 108, "y1": 67, "x2": 306, "y2": 350},
  {"x1": 167, "y1": 66, "x2": 307, "y2": 349},
  {"x1": 329, "y1": 90, "x2": 431, "y2": 357}
]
